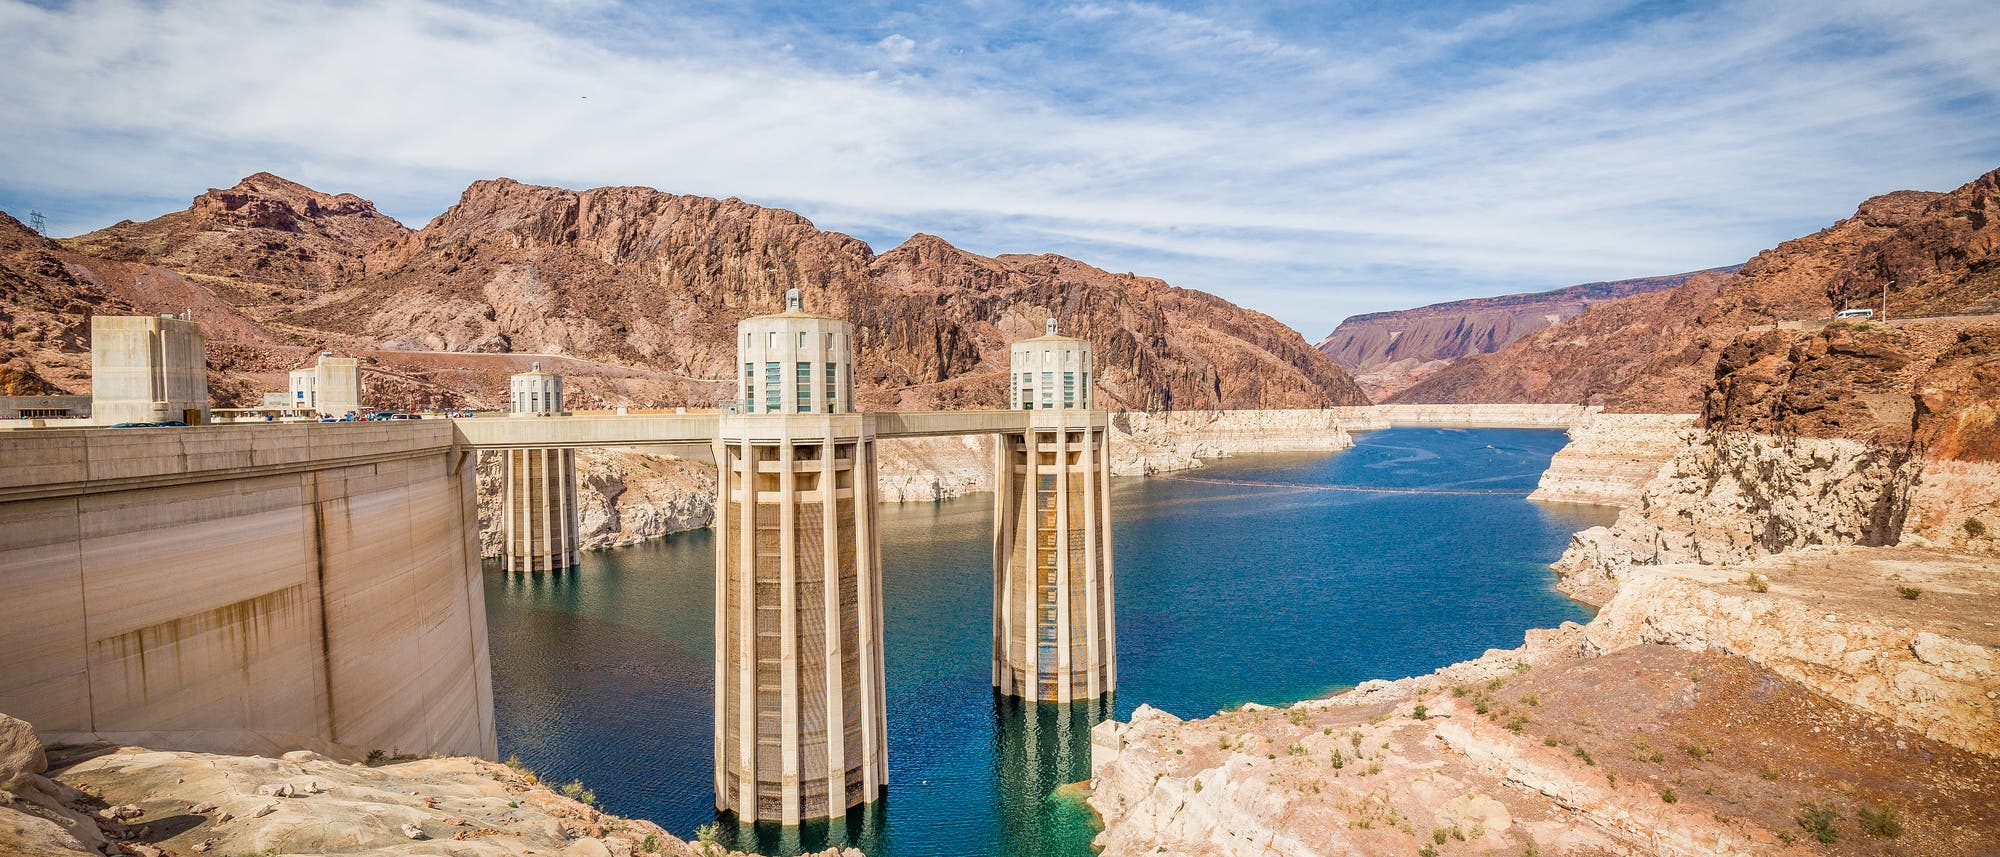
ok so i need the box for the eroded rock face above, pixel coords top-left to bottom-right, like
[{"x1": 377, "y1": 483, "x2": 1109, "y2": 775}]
[
  {"x1": 62, "y1": 172, "x2": 408, "y2": 288},
  {"x1": 1392, "y1": 165, "x2": 2000, "y2": 411},
  {"x1": 1552, "y1": 430, "x2": 1919, "y2": 604},
  {"x1": 1587, "y1": 558, "x2": 2000, "y2": 756},
  {"x1": 1107, "y1": 409, "x2": 1356, "y2": 475},
  {"x1": 1526, "y1": 413, "x2": 1696, "y2": 507},
  {"x1": 475, "y1": 448, "x2": 715, "y2": 558}
]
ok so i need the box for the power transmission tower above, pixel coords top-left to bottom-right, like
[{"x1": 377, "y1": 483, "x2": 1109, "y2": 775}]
[{"x1": 26, "y1": 210, "x2": 46, "y2": 235}]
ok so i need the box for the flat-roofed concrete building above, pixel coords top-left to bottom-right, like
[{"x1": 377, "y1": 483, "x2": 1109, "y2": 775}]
[
  {"x1": 500, "y1": 363, "x2": 579, "y2": 572},
  {"x1": 712, "y1": 288, "x2": 886, "y2": 824},
  {"x1": 290, "y1": 351, "x2": 362, "y2": 419},
  {"x1": 90, "y1": 314, "x2": 209, "y2": 426},
  {"x1": 993, "y1": 319, "x2": 1116, "y2": 703},
  {"x1": 0, "y1": 395, "x2": 90, "y2": 420}
]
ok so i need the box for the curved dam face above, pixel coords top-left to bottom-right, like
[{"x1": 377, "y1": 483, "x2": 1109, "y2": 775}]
[{"x1": 0, "y1": 421, "x2": 494, "y2": 760}]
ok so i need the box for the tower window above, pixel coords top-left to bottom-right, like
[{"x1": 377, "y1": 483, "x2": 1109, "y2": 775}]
[
  {"x1": 825, "y1": 363, "x2": 837, "y2": 412},
  {"x1": 797, "y1": 362, "x2": 812, "y2": 412},
  {"x1": 764, "y1": 362, "x2": 781, "y2": 412},
  {"x1": 743, "y1": 363, "x2": 755, "y2": 413}
]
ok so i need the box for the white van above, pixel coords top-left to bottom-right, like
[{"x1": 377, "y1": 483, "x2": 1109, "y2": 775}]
[{"x1": 1834, "y1": 308, "x2": 1875, "y2": 320}]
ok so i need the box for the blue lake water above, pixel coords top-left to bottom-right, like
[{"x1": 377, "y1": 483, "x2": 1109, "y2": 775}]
[{"x1": 484, "y1": 427, "x2": 1609, "y2": 856}]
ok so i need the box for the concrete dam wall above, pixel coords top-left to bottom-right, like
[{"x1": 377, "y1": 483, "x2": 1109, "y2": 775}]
[{"x1": 0, "y1": 421, "x2": 494, "y2": 760}]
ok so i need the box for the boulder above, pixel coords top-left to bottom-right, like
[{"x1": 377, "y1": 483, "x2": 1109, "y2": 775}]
[{"x1": 0, "y1": 712, "x2": 48, "y2": 792}]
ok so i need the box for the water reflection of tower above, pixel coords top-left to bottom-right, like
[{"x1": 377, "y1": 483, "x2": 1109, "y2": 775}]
[{"x1": 994, "y1": 694, "x2": 1112, "y2": 854}]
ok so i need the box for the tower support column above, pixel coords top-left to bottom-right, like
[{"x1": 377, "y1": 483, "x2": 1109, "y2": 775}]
[
  {"x1": 993, "y1": 408, "x2": 1116, "y2": 702},
  {"x1": 501, "y1": 447, "x2": 579, "y2": 572}
]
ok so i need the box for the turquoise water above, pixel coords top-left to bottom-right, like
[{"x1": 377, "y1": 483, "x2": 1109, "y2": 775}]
[{"x1": 484, "y1": 427, "x2": 1609, "y2": 856}]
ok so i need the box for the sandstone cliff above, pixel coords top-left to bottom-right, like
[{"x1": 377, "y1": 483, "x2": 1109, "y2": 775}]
[
  {"x1": 1551, "y1": 319, "x2": 2000, "y2": 603},
  {"x1": 1392, "y1": 166, "x2": 2000, "y2": 410},
  {"x1": 1320, "y1": 268, "x2": 1734, "y2": 400},
  {"x1": 1526, "y1": 412, "x2": 1696, "y2": 507}
]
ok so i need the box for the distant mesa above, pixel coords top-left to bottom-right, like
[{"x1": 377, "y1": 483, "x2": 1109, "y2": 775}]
[
  {"x1": 1319, "y1": 267, "x2": 1740, "y2": 401},
  {"x1": 1387, "y1": 165, "x2": 2000, "y2": 415}
]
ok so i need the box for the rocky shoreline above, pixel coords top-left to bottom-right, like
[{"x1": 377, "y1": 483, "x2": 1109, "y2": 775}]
[{"x1": 1086, "y1": 416, "x2": 2000, "y2": 856}]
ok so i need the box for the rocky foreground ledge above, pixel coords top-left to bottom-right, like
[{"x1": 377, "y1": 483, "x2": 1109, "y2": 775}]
[
  {"x1": 1088, "y1": 544, "x2": 2000, "y2": 856},
  {"x1": 0, "y1": 716, "x2": 854, "y2": 857}
]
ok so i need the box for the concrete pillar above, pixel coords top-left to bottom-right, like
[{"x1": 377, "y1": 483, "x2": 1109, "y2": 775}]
[
  {"x1": 994, "y1": 320, "x2": 1115, "y2": 702},
  {"x1": 90, "y1": 314, "x2": 209, "y2": 426},
  {"x1": 501, "y1": 447, "x2": 579, "y2": 572},
  {"x1": 501, "y1": 363, "x2": 578, "y2": 572},
  {"x1": 714, "y1": 289, "x2": 884, "y2": 824}
]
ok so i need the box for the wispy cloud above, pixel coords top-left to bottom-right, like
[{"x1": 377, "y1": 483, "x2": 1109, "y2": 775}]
[{"x1": 2, "y1": 0, "x2": 1995, "y2": 337}]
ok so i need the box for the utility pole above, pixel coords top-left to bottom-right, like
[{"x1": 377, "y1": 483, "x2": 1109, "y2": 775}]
[
  {"x1": 26, "y1": 209, "x2": 45, "y2": 235},
  {"x1": 1882, "y1": 279, "x2": 1892, "y2": 322}
]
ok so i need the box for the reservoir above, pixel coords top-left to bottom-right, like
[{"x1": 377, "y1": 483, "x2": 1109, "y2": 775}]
[{"x1": 485, "y1": 427, "x2": 1610, "y2": 856}]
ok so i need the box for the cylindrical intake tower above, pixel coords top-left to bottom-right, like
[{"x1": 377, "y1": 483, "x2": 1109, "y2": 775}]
[
  {"x1": 713, "y1": 289, "x2": 887, "y2": 825},
  {"x1": 501, "y1": 362, "x2": 579, "y2": 572},
  {"x1": 993, "y1": 319, "x2": 1116, "y2": 703}
]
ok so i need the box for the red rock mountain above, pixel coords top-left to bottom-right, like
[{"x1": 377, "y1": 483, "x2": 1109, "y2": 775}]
[
  {"x1": 1389, "y1": 167, "x2": 2000, "y2": 415},
  {"x1": 11, "y1": 175, "x2": 1366, "y2": 411},
  {"x1": 1317, "y1": 267, "x2": 1736, "y2": 399}
]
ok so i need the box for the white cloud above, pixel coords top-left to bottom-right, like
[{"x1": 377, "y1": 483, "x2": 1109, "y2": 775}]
[
  {"x1": 0, "y1": 0, "x2": 1995, "y2": 338},
  {"x1": 877, "y1": 33, "x2": 916, "y2": 63}
]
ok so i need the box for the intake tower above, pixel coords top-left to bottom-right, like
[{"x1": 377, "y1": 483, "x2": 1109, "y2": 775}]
[
  {"x1": 713, "y1": 289, "x2": 887, "y2": 824},
  {"x1": 500, "y1": 362, "x2": 580, "y2": 572},
  {"x1": 993, "y1": 319, "x2": 1116, "y2": 702}
]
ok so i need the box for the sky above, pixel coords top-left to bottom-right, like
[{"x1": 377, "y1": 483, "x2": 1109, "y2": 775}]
[{"x1": 3, "y1": 1, "x2": 1998, "y2": 338}]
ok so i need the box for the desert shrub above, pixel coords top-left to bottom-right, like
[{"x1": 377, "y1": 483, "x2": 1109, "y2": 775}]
[
  {"x1": 1897, "y1": 586, "x2": 1921, "y2": 600},
  {"x1": 1411, "y1": 704, "x2": 1428, "y2": 720},
  {"x1": 560, "y1": 779, "x2": 597, "y2": 806},
  {"x1": 1858, "y1": 806, "x2": 1902, "y2": 838},
  {"x1": 1799, "y1": 805, "x2": 1839, "y2": 844},
  {"x1": 1965, "y1": 518, "x2": 1987, "y2": 538},
  {"x1": 1659, "y1": 786, "x2": 1678, "y2": 803}
]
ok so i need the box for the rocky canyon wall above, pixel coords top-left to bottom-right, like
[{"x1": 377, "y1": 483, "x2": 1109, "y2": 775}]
[{"x1": 1526, "y1": 412, "x2": 1696, "y2": 507}]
